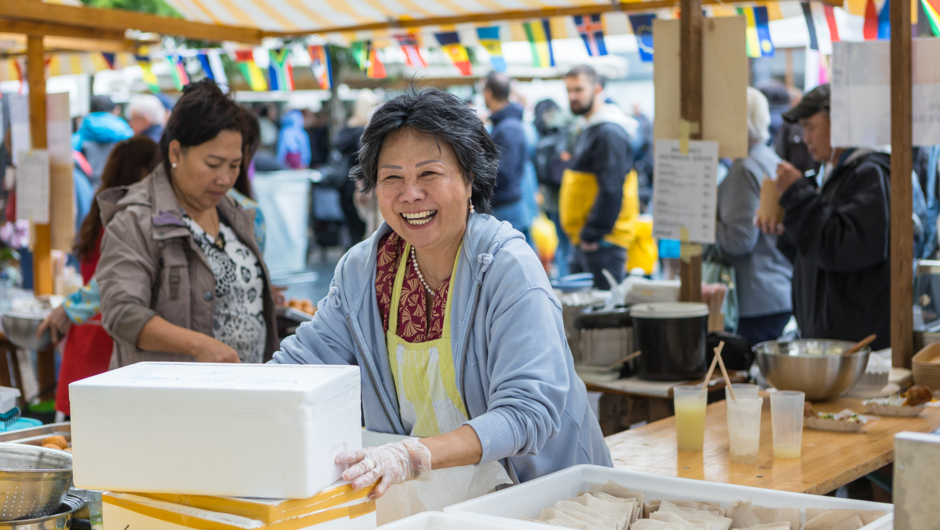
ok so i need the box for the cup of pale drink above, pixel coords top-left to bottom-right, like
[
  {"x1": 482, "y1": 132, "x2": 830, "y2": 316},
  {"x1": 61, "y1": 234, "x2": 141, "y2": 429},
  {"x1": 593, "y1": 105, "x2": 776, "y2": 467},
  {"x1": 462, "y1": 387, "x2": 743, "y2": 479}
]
[
  {"x1": 674, "y1": 385, "x2": 707, "y2": 452},
  {"x1": 770, "y1": 391, "x2": 805, "y2": 458},
  {"x1": 726, "y1": 395, "x2": 763, "y2": 464}
]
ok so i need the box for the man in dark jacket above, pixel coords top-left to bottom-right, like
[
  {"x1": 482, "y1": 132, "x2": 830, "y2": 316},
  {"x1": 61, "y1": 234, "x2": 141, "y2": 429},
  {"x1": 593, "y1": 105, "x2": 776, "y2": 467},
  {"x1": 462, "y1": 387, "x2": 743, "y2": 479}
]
[
  {"x1": 559, "y1": 65, "x2": 638, "y2": 290},
  {"x1": 771, "y1": 84, "x2": 892, "y2": 349},
  {"x1": 484, "y1": 72, "x2": 530, "y2": 240}
]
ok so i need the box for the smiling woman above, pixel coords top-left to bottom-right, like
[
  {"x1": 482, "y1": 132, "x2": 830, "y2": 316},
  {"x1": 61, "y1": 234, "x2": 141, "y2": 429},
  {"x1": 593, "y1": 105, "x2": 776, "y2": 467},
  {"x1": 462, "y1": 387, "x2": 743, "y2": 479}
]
[
  {"x1": 274, "y1": 88, "x2": 612, "y2": 499},
  {"x1": 95, "y1": 80, "x2": 280, "y2": 369}
]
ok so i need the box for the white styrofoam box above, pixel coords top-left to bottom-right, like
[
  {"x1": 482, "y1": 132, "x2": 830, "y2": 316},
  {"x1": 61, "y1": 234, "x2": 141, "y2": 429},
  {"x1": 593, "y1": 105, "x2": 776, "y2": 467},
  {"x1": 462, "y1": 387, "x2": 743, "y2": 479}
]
[
  {"x1": 445, "y1": 465, "x2": 893, "y2": 530},
  {"x1": 378, "y1": 512, "x2": 547, "y2": 529},
  {"x1": 0, "y1": 386, "x2": 20, "y2": 412},
  {"x1": 71, "y1": 363, "x2": 361, "y2": 498}
]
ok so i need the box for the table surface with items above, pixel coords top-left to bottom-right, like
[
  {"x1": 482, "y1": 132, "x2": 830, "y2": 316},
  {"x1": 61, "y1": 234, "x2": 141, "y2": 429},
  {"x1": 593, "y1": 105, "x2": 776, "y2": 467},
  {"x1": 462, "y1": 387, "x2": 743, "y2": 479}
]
[{"x1": 604, "y1": 396, "x2": 940, "y2": 495}]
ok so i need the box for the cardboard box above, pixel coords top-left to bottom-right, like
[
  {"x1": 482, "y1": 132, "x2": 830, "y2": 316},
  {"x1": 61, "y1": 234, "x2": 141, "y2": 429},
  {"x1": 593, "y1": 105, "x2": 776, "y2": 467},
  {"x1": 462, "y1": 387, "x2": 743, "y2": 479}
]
[
  {"x1": 72, "y1": 363, "x2": 361, "y2": 498},
  {"x1": 103, "y1": 481, "x2": 376, "y2": 530}
]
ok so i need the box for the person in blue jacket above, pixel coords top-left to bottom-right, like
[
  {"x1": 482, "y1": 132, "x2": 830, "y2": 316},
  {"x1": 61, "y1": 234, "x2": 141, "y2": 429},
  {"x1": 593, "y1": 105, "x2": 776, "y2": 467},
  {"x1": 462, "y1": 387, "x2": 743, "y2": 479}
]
[
  {"x1": 72, "y1": 96, "x2": 133, "y2": 186},
  {"x1": 272, "y1": 88, "x2": 611, "y2": 500},
  {"x1": 276, "y1": 109, "x2": 311, "y2": 169}
]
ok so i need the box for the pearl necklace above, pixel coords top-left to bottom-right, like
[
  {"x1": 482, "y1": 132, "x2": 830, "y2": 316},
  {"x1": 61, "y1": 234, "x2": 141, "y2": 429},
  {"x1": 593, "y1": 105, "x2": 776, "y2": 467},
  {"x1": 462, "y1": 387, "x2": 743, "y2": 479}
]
[{"x1": 410, "y1": 246, "x2": 435, "y2": 297}]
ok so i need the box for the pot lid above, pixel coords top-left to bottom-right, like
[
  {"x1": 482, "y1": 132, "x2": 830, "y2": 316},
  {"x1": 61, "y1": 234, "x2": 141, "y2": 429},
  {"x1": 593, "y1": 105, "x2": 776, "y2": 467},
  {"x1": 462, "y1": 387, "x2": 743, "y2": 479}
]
[{"x1": 630, "y1": 302, "x2": 710, "y2": 319}]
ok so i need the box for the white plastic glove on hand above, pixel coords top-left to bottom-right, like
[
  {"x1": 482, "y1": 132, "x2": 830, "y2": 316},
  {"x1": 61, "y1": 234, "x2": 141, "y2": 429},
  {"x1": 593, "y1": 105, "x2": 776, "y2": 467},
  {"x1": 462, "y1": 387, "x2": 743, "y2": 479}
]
[{"x1": 336, "y1": 438, "x2": 432, "y2": 499}]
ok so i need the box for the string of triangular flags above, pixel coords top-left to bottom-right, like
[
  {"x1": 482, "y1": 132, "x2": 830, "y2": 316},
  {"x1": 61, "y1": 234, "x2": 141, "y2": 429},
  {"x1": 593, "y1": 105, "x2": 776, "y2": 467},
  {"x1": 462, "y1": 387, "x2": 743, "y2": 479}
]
[{"x1": 3, "y1": 2, "x2": 938, "y2": 89}]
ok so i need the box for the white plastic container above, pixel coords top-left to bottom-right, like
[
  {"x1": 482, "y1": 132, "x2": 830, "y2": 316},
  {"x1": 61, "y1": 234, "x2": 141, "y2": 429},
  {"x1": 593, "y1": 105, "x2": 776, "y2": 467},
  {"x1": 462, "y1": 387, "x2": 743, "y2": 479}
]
[
  {"x1": 378, "y1": 512, "x2": 547, "y2": 529},
  {"x1": 71, "y1": 363, "x2": 361, "y2": 498},
  {"x1": 0, "y1": 387, "x2": 20, "y2": 412},
  {"x1": 445, "y1": 465, "x2": 894, "y2": 530}
]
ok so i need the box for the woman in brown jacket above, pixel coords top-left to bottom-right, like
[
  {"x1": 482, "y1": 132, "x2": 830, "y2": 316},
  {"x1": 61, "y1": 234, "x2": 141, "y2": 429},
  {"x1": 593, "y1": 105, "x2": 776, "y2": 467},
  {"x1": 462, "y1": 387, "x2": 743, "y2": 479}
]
[{"x1": 96, "y1": 80, "x2": 278, "y2": 368}]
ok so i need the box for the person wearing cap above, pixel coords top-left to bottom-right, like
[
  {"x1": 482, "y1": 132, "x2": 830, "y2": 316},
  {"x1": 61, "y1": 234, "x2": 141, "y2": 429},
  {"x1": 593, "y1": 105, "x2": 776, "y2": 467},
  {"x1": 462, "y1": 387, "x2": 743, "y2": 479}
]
[
  {"x1": 763, "y1": 84, "x2": 926, "y2": 351},
  {"x1": 71, "y1": 95, "x2": 133, "y2": 186}
]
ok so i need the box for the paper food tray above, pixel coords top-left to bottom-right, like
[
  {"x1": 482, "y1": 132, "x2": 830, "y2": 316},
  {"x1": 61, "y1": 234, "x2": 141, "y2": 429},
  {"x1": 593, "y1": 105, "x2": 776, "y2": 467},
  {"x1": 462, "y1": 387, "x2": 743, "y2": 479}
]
[
  {"x1": 444, "y1": 465, "x2": 893, "y2": 530},
  {"x1": 804, "y1": 409, "x2": 871, "y2": 432},
  {"x1": 863, "y1": 402, "x2": 926, "y2": 417},
  {"x1": 378, "y1": 512, "x2": 548, "y2": 529}
]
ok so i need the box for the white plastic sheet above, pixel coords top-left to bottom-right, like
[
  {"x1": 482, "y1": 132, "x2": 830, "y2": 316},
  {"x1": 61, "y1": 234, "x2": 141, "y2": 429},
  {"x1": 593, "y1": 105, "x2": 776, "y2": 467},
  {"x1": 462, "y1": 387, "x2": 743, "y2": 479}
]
[{"x1": 831, "y1": 39, "x2": 940, "y2": 148}]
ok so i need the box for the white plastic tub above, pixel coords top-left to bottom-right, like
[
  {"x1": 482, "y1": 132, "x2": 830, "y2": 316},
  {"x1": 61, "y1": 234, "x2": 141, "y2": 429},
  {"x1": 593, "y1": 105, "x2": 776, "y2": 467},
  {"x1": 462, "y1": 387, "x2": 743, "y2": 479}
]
[
  {"x1": 445, "y1": 465, "x2": 894, "y2": 529},
  {"x1": 378, "y1": 512, "x2": 547, "y2": 529}
]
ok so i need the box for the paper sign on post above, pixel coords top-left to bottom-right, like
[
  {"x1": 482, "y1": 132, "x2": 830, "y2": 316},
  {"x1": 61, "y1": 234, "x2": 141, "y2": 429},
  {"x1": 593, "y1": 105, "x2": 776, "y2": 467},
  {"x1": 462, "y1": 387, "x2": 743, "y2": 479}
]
[
  {"x1": 8, "y1": 94, "x2": 30, "y2": 167},
  {"x1": 15, "y1": 150, "x2": 50, "y2": 224},
  {"x1": 651, "y1": 139, "x2": 719, "y2": 244}
]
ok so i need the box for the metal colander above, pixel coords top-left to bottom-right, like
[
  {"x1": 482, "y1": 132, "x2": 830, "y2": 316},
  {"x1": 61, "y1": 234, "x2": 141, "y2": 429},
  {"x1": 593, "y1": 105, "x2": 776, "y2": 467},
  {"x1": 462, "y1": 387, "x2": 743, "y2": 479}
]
[{"x1": 0, "y1": 444, "x2": 72, "y2": 521}]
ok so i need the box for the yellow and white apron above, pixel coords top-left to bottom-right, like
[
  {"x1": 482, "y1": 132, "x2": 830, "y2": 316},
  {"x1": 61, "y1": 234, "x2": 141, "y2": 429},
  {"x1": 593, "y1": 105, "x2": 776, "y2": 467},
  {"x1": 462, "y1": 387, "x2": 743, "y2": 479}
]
[{"x1": 387, "y1": 244, "x2": 468, "y2": 438}]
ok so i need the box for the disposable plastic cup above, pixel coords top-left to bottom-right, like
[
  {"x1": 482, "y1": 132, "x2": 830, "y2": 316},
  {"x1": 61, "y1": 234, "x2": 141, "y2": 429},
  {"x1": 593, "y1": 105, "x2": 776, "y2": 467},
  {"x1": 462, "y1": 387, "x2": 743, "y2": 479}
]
[
  {"x1": 724, "y1": 384, "x2": 760, "y2": 401},
  {"x1": 726, "y1": 396, "x2": 763, "y2": 464},
  {"x1": 770, "y1": 391, "x2": 805, "y2": 458},
  {"x1": 674, "y1": 385, "x2": 707, "y2": 452}
]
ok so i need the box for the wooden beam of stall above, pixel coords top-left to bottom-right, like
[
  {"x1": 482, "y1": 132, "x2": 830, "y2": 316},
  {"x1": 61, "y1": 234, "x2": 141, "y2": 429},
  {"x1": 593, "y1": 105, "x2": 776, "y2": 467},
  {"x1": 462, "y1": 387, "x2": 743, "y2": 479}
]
[
  {"x1": 264, "y1": 0, "x2": 842, "y2": 37},
  {"x1": 890, "y1": 0, "x2": 913, "y2": 368},
  {"x1": 0, "y1": 35, "x2": 142, "y2": 54},
  {"x1": 26, "y1": 35, "x2": 52, "y2": 296},
  {"x1": 678, "y1": 0, "x2": 704, "y2": 303},
  {"x1": 0, "y1": 19, "x2": 125, "y2": 42},
  {"x1": 0, "y1": 0, "x2": 263, "y2": 44}
]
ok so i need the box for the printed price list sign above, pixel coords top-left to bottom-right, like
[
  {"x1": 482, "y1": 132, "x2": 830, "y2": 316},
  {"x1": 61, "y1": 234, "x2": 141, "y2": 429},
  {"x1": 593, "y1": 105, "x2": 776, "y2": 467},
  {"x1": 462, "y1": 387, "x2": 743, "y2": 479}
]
[{"x1": 651, "y1": 139, "x2": 719, "y2": 244}]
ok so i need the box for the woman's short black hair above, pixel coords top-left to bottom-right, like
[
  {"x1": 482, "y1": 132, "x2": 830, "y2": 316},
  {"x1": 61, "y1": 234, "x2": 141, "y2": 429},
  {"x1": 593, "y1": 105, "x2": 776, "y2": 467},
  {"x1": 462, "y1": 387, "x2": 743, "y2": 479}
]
[
  {"x1": 351, "y1": 88, "x2": 498, "y2": 214},
  {"x1": 160, "y1": 79, "x2": 246, "y2": 171}
]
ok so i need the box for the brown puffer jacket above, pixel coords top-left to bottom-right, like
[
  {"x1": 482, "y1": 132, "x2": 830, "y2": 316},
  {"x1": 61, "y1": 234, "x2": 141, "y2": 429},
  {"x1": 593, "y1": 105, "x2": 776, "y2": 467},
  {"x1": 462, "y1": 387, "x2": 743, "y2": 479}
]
[{"x1": 96, "y1": 165, "x2": 279, "y2": 369}]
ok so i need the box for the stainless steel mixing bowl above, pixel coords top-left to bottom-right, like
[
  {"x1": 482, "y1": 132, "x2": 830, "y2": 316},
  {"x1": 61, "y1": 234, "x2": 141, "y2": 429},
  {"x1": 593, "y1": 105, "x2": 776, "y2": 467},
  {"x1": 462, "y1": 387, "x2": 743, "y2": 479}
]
[
  {"x1": 754, "y1": 339, "x2": 871, "y2": 401},
  {"x1": 0, "y1": 314, "x2": 51, "y2": 352},
  {"x1": 0, "y1": 493, "x2": 83, "y2": 529},
  {"x1": 0, "y1": 444, "x2": 72, "y2": 521}
]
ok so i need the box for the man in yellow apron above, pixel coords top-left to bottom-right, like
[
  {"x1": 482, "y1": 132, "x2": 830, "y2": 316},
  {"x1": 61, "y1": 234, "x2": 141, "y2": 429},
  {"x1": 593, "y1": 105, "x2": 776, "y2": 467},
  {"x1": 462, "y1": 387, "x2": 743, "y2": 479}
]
[{"x1": 560, "y1": 65, "x2": 640, "y2": 290}]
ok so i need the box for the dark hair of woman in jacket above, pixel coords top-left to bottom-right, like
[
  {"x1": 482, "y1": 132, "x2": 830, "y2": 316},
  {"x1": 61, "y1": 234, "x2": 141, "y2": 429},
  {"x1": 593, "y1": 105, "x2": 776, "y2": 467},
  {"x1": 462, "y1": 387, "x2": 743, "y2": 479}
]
[{"x1": 74, "y1": 136, "x2": 160, "y2": 260}]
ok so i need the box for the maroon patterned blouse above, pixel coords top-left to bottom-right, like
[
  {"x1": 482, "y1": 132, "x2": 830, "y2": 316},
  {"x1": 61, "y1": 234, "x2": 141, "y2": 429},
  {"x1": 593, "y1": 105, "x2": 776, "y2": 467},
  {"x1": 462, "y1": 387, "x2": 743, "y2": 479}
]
[{"x1": 376, "y1": 232, "x2": 451, "y2": 342}]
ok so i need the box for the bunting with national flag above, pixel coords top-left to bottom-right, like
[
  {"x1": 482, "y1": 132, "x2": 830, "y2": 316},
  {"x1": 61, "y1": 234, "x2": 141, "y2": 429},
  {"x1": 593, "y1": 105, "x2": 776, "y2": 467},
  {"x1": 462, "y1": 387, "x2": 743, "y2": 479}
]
[
  {"x1": 309, "y1": 45, "x2": 332, "y2": 90},
  {"x1": 233, "y1": 50, "x2": 268, "y2": 91},
  {"x1": 523, "y1": 20, "x2": 555, "y2": 67},
  {"x1": 101, "y1": 53, "x2": 117, "y2": 70},
  {"x1": 395, "y1": 33, "x2": 428, "y2": 68},
  {"x1": 268, "y1": 49, "x2": 294, "y2": 91},
  {"x1": 366, "y1": 42, "x2": 386, "y2": 79},
  {"x1": 753, "y1": 7, "x2": 774, "y2": 57},
  {"x1": 864, "y1": 0, "x2": 879, "y2": 39},
  {"x1": 351, "y1": 42, "x2": 368, "y2": 70},
  {"x1": 877, "y1": 0, "x2": 891, "y2": 38},
  {"x1": 628, "y1": 14, "x2": 655, "y2": 62},
  {"x1": 435, "y1": 32, "x2": 472, "y2": 76},
  {"x1": 477, "y1": 27, "x2": 506, "y2": 72},
  {"x1": 166, "y1": 54, "x2": 189, "y2": 90},
  {"x1": 739, "y1": 8, "x2": 762, "y2": 57},
  {"x1": 823, "y1": 5, "x2": 841, "y2": 42},
  {"x1": 134, "y1": 52, "x2": 160, "y2": 93},
  {"x1": 923, "y1": 0, "x2": 940, "y2": 35},
  {"x1": 573, "y1": 14, "x2": 608, "y2": 56},
  {"x1": 197, "y1": 50, "x2": 228, "y2": 88}
]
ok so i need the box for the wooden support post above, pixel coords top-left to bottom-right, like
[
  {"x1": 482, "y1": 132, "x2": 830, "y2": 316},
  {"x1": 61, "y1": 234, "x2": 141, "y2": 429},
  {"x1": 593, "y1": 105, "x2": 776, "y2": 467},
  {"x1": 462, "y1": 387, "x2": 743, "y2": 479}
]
[
  {"x1": 26, "y1": 35, "x2": 52, "y2": 296},
  {"x1": 890, "y1": 0, "x2": 913, "y2": 368},
  {"x1": 679, "y1": 0, "x2": 703, "y2": 303}
]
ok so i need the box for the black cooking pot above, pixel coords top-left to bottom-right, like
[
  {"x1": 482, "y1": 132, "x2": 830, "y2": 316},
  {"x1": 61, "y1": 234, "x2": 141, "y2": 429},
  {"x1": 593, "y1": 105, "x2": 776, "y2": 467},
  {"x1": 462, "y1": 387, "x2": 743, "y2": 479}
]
[{"x1": 630, "y1": 302, "x2": 709, "y2": 381}]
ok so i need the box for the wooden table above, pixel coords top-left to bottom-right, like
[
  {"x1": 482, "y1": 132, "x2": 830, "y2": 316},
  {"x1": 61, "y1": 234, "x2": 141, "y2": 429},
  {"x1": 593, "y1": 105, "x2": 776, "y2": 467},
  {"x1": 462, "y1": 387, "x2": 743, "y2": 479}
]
[
  {"x1": 605, "y1": 396, "x2": 940, "y2": 495},
  {"x1": 585, "y1": 372, "x2": 746, "y2": 436}
]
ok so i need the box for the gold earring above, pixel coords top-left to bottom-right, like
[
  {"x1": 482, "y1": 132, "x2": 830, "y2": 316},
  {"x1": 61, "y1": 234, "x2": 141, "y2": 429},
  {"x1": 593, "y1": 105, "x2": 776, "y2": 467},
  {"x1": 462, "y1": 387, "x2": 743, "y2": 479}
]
[{"x1": 469, "y1": 199, "x2": 475, "y2": 214}]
